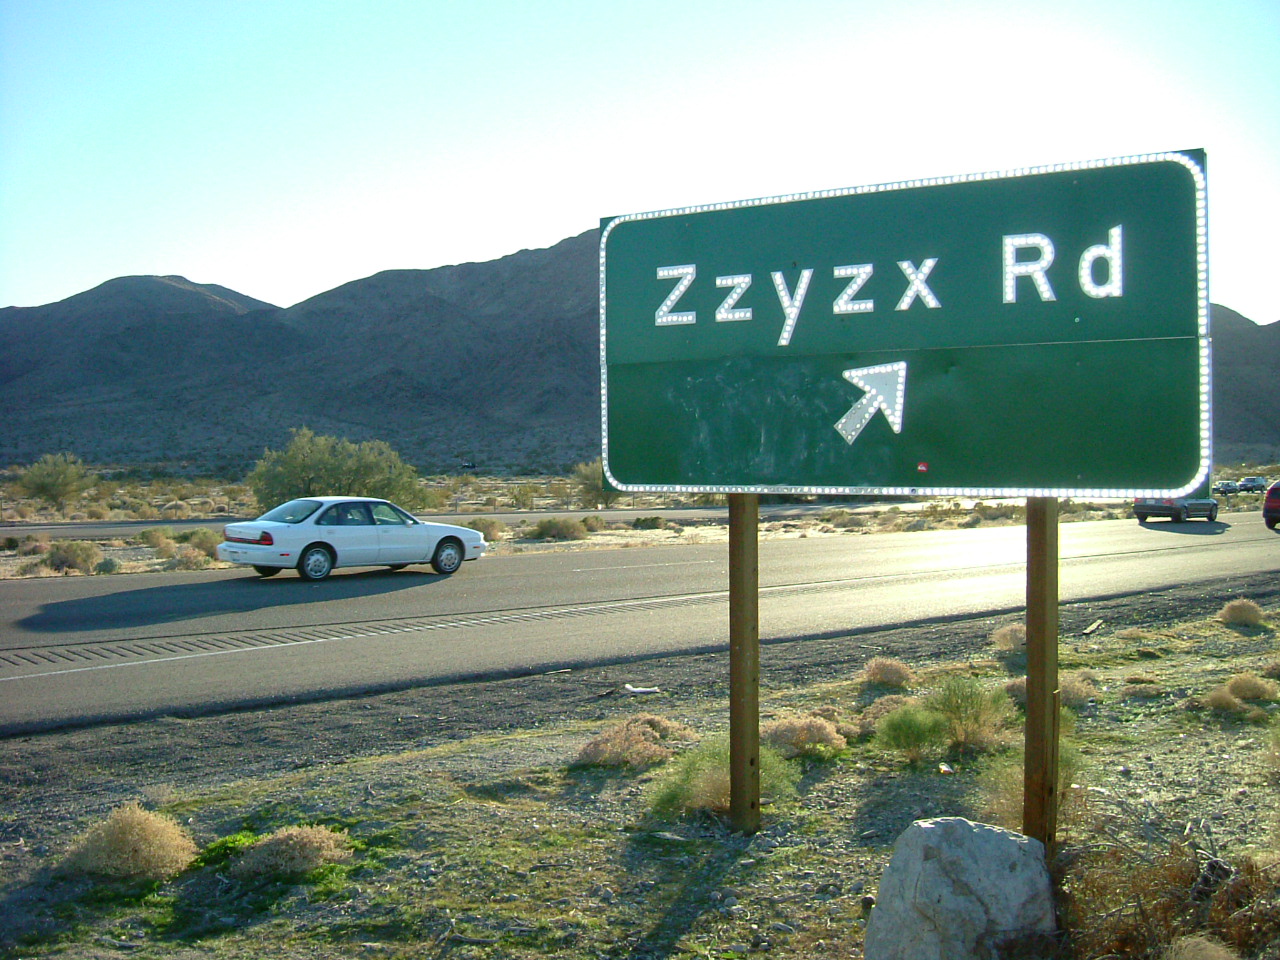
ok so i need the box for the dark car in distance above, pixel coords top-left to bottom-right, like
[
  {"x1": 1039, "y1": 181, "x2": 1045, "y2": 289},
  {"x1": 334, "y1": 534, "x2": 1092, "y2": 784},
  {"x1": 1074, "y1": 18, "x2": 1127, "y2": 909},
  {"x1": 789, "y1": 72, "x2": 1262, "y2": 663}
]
[
  {"x1": 1134, "y1": 495, "x2": 1219, "y2": 523},
  {"x1": 1240, "y1": 476, "x2": 1270, "y2": 493},
  {"x1": 1265, "y1": 482, "x2": 1280, "y2": 531}
]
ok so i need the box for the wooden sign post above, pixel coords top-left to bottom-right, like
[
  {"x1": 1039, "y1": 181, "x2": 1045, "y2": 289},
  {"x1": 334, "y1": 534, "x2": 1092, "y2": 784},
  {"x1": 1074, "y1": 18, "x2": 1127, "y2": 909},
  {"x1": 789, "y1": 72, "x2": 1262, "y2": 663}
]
[
  {"x1": 728, "y1": 493, "x2": 761, "y2": 834},
  {"x1": 1023, "y1": 496, "x2": 1060, "y2": 854}
]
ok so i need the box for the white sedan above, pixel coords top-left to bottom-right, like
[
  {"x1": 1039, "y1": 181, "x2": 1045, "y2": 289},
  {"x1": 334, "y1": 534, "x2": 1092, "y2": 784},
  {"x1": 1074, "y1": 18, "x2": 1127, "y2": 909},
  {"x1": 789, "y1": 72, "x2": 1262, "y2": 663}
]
[{"x1": 217, "y1": 496, "x2": 486, "y2": 581}]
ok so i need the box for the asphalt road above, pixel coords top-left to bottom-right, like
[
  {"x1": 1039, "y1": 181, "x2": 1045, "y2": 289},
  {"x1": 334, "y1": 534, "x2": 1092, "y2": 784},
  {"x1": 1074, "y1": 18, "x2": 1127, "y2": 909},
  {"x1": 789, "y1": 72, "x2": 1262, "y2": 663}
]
[{"x1": 1, "y1": 513, "x2": 1276, "y2": 734}]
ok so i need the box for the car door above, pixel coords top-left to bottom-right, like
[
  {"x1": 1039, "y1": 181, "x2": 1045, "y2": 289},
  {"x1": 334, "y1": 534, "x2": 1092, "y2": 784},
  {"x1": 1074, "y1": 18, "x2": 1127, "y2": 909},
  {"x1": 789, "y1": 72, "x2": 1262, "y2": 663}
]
[
  {"x1": 371, "y1": 502, "x2": 430, "y2": 563},
  {"x1": 314, "y1": 502, "x2": 380, "y2": 567}
]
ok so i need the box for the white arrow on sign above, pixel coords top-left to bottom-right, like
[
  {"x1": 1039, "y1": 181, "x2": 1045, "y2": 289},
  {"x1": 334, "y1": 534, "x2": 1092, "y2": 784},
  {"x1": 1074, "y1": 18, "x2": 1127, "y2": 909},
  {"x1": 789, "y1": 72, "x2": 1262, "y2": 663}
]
[{"x1": 834, "y1": 362, "x2": 907, "y2": 445}]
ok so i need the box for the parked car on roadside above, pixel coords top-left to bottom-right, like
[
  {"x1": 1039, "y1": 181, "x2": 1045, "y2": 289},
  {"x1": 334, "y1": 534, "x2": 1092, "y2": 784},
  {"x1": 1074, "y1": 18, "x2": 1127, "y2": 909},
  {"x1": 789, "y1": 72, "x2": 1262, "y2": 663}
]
[
  {"x1": 217, "y1": 496, "x2": 486, "y2": 580},
  {"x1": 1265, "y1": 482, "x2": 1280, "y2": 531},
  {"x1": 1133, "y1": 494, "x2": 1218, "y2": 523},
  {"x1": 1212, "y1": 480, "x2": 1239, "y2": 495},
  {"x1": 1239, "y1": 476, "x2": 1269, "y2": 493}
]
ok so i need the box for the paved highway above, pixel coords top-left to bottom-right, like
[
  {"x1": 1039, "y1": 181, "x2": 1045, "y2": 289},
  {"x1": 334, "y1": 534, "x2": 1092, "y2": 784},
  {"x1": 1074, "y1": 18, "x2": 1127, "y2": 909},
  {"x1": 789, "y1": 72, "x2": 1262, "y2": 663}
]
[{"x1": 1, "y1": 514, "x2": 1276, "y2": 733}]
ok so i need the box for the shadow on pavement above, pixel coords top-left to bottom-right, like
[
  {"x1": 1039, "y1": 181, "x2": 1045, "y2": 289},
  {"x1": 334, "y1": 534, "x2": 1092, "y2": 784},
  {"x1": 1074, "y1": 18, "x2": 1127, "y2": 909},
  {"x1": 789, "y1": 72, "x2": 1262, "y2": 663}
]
[
  {"x1": 1135, "y1": 519, "x2": 1231, "y2": 536},
  {"x1": 17, "y1": 567, "x2": 442, "y2": 634}
]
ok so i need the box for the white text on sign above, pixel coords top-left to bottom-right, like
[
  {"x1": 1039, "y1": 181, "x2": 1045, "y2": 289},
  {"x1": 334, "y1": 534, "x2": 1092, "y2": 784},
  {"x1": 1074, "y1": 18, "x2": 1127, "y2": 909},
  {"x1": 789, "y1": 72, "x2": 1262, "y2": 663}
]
[{"x1": 654, "y1": 226, "x2": 1125, "y2": 342}]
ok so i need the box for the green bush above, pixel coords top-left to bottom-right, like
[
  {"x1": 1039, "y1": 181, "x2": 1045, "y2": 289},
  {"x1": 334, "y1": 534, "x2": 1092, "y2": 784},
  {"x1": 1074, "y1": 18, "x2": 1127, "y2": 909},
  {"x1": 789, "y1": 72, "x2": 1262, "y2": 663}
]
[
  {"x1": 631, "y1": 516, "x2": 667, "y2": 530},
  {"x1": 581, "y1": 514, "x2": 606, "y2": 532},
  {"x1": 43, "y1": 540, "x2": 103, "y2": 574},
  {"x1": 16, "y1": 452, "x2": 97, "y2": 510},
  {"x1": 94, "y1": 557, "x2": 122, "y2": 575},
  {"x1": 875, "y1": 704, "x2": 949, "y2": 763},
  {"x1": 530, "y1": 517, "x2": 589, "y2": 541},
  {"x1": 247, "y1": 427, "x2": 425, "y2": 508},
  {"x1": 649, "y1": 736, "x2": 797, "y2": 818},
  {"x1": 925, "y1": 675, "x2": 1015, "y2": 755}
]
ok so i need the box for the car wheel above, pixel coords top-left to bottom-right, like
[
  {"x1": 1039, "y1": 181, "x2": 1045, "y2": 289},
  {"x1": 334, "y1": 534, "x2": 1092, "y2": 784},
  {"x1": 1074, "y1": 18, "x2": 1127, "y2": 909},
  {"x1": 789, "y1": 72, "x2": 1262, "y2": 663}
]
[
  {"x1": 298, "y1": 545, "x2": 334, "y2": 581},
  {"x1": 431, "y1": 538, "x2": 464, "y2": 575},
  {"x1": 1136, "y1": 514, "x2": 1148, "y2": 523},
  {"x1": 1267, "y1": 518, "x2": 1277, "y2": 530},
  {"x1": 1207, "y1": 506, "x2": 1218, "y2": 522},
  {"x1": 253, "y1": 565, "x2": 281, "y2": 577},
  {"x1": 1172, "y1": 509, "x2": 1186, "y2": 523}
]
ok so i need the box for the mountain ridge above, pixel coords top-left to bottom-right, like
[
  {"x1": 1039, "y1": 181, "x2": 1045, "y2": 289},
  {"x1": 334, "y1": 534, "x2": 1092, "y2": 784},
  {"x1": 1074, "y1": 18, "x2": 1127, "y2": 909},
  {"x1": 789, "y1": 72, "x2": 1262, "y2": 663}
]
[{"x1": 1, "y1": 231, "x2": 1276, "y2": 473}]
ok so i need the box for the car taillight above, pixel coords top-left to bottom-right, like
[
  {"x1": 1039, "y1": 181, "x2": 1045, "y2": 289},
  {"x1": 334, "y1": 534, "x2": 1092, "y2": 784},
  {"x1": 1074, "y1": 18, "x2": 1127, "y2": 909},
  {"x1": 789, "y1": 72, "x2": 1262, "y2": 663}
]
[{"x1": 225, "y1": 531, "x2": 274, "y2": 545}]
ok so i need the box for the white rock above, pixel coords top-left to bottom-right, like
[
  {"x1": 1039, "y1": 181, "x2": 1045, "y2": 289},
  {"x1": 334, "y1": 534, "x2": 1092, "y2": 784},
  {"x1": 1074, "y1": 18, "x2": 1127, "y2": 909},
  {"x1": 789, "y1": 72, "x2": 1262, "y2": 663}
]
[{"x1": 864, "y1": 817, "x2": 1056, "y2": 960}]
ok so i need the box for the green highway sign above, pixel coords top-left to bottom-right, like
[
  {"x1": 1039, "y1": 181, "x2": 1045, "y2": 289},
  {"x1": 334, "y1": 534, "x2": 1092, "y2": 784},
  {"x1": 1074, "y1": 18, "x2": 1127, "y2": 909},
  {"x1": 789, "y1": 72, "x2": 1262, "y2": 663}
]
[{"x1": 600, "y1": 151, "x2": 1209, "y2": 497}]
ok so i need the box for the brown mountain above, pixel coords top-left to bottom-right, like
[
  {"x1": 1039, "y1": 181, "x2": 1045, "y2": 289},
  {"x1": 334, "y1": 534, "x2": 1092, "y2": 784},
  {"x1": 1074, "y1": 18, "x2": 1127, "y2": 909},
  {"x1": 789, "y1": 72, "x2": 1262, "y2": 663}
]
[{"x1": 1, "y1": 232, "x2": 1276, "y2": 474}]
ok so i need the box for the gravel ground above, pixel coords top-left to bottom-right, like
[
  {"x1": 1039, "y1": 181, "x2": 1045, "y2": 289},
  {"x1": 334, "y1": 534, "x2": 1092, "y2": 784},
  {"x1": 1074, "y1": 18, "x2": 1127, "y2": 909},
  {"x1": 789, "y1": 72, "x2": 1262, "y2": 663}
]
[{"x1": 2, "y1": 572, "x2": 1279, "y2": 958}]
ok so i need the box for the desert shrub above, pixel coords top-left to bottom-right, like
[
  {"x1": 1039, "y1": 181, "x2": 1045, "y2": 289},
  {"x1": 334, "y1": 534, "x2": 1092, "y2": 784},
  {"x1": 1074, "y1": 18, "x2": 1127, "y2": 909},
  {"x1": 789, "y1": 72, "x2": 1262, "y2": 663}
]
[
  {"x1": 65, "y1": 802, "x2": 198, "y2": 881},
  {"x1": 989, "y1": 623, "x2": 1026, "y2": 655},
  {"x1": 17, "y1": 534, "x2": 49, "y2": 556},
  {"x1": 572, "y1": 457, "x2": 619, "y2": 508},
  {"x1": 1205, "y1": 685, "x2": 1245, "y2": 713},
  {"x1": 462, "y1": 517, "x2": 505, "y2": 542},
  {"x1": 179, "y1": 527, "x2": 222, "y2": 558},
  {"x1": 94, "y1": 557, "x2": 122, "y2": 575},
  {"x1": 925, "y1": 675, "x2": 1015, "y2": 755},
  {"x1": 1, "y1": 536, "x2": 17, "y2": 551},
  {"x1": 160, "y1": 500, "x2": 192, "y2": 519},
  {"x1": 631, "y1": 516, "x2": 667, "y2": 530},
  {"x1": 16, "y1": 452, "x2": 96, "y2": 510},
  {"x1": 1059, "y1": 845, "x2": 1280, "y2": 958},
  {"x1": 1218, "y1": 599, "x2": 1265, "y2": 627},
  {"x1": 229, "y1": 824, "x2": 351, "y2": 881},
  {"x1": 43, "y1": 540, "x2": 103, "y2": 574},
  {"x1": 649, "y1": 736, "x2": 797, "y2": 818},
  {"x1": 864, "y1": 657, "x2": 915, "y2": 688},
  {"x1": 247, "y1": 427, "x2": 425, "y2": 509},
  {"x1": 531, "y1": 517, "x2": 588, "y2": 541},
  {"x1": 1227, "y1": 673, "x2": 1278, "y2": 701},
  {"x1": 581, "y1": 514, "x2": 607, "y2": 532},
  {"x1": 875, "y1": 704, "x2": 949, "y2": 763},
  {"x1": 139, "y1": 526, "x2": 176, "y2": 548},
  {"x1": 761, "y1": 714, "x2": 846, "y2": 760},
  {"x1": 165, "y1": 544, "x2": 208, "y2": 570},
  {"x1": 575, "y1": 714, "x2": 696, "y2": 768}
]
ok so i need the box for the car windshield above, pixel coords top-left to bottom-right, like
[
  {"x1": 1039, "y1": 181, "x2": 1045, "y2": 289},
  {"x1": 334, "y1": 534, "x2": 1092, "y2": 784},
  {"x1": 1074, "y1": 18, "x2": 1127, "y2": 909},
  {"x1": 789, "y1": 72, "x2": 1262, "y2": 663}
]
[{"x1": 257, "y1": 499, "x2": 323, "y2": 524}]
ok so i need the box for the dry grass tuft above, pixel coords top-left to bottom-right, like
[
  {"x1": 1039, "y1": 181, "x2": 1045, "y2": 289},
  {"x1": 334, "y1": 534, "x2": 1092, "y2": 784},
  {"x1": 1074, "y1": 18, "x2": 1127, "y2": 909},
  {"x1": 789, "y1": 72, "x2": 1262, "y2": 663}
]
[
  {"x1": 1218, "y1": 599, "x2": 1265, "y2": 628},
  {"x1": 574, "y1": 714, "x2": 696, "y2": 768},
  {"x1": 989, "y1": 623, "x2": 1026, "y2": 654},
  {"x1": 65, "y1": 802, "x2": 198, "y2": 881},
  {"x1": 863, "y1": 657, "x2": 915, "y2": 688},
  {"x1": 761, "y1": 714, "x2": 847, "y2": 759},
  {"x1": 229, "y1": 824, "x2": 351, "y2": 881},
  {"x1": 1162, "y1": 935, "x2": 1241, "y2": 960},
  {"x1": 1205, "y1": 685, "x2": 1245, "y2": 714},
  {"x1": 1006, "y1": 671, "x2": 1098, "y2": 709},
  {"x1": 1226, "y1": 673, "x2": 1277, "y2": 701}
]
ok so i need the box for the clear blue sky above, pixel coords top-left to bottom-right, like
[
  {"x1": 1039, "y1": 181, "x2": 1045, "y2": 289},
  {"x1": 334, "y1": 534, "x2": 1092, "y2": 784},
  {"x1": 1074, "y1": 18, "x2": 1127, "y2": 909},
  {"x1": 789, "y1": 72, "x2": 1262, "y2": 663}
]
[{"x1": 2, "y1": 0, "x2": 1277, "y2": 322}]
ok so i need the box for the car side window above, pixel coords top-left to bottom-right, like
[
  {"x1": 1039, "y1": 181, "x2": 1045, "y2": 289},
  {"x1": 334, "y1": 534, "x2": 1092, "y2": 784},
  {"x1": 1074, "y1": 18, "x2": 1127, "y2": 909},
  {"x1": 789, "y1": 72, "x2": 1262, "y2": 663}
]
[
  {"x1": 339, "y1": 503, "x2": 373, "y2": 525},
  {"x1": 316, "y1": 507, "x2": 341, "y2": 526},
  {"x1": 371, "y1": 503, "x2": 407, "y2": 525}
]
